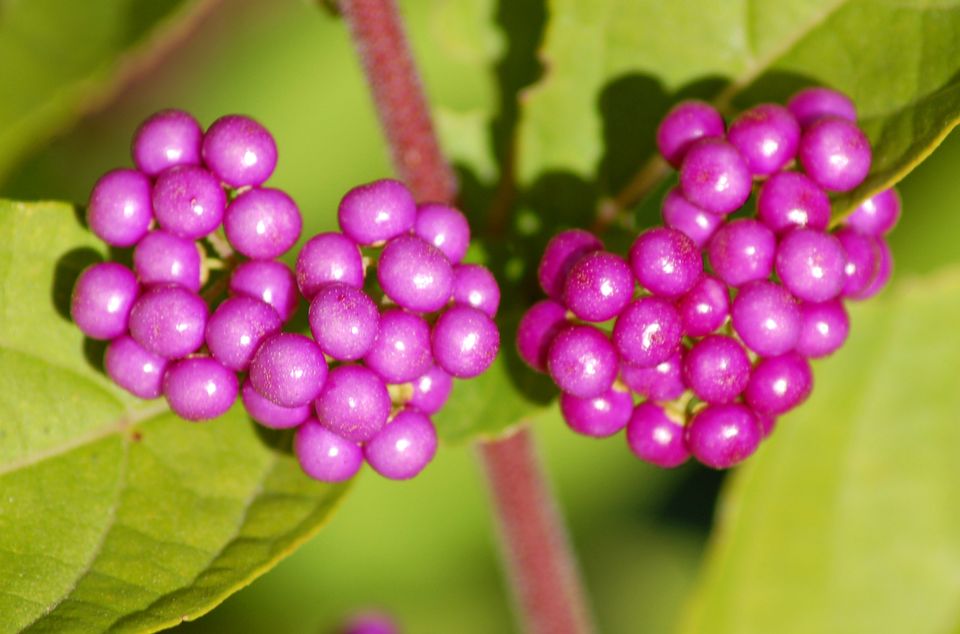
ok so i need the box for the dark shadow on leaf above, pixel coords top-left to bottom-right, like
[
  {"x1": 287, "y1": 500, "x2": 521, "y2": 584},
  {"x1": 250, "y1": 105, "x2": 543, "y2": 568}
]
[
  {"x1": 251, "y1": 420, "x2": 296, "y2": 456},
  {"x1": 82, "y1": 337, "x2": 108, "y2": 375},
  {"x1": 52, "y1": 246, "x2": 102, "y2": 321}
]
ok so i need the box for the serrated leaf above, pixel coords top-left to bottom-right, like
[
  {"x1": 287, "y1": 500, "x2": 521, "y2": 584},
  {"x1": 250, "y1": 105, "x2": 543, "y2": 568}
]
[
  {"x1": 0, "y1": 201, "x2": 349, "y2": 633},
  {"x1": 678, "y1": 267, "x2": 960, "y2": 634}
]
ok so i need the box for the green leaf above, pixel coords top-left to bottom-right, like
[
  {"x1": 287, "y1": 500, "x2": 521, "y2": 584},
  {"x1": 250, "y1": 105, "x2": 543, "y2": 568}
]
[
  {"x1": 0, "y1": 201, "x2": 349, "y2": 633},
  {"x1": 679, "y1": 267, "x2": 960, "y2": 634}
]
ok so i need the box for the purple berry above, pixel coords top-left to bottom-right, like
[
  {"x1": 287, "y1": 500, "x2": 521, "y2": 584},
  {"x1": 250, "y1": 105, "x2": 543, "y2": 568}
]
[
  {"x1": 661, "y1": 187, "x2": 723, "y2": 248},
  {"x1": 132, "y1": 109, "x2": 202, "y2": 176},
  {"x1": 731, "y1": 280, "x2": 801, "y2": 356},
  {"x1": 152, "y1": 165, "x2": 227, "y2": 240},
  {"x1": 612, "y1": 297, "x2": 682, "y2": 368},
  {"x1": 451, "y1": 264, "x2": 500, "y2": 318},
  {"x1": 205, "y1": 296, "x2": 281, "y2": 371},
  {"x1": 547, "y1": 325, "x2": 618, "y2": 398},
  {"x1": 846, "y1": 188, "x2": 901, "y2": 236},
  {"x1": 679, "y1": 138, "x2": 752, "y2": 215},
  {"x1": 377, "y1": 235, "x2": 454, "y2": 313},
  {"x1": 676, "y1": 274, "x2": 729, "y2": 337},
  {"x1": 756, "y1": 413, "x2": 777, "y2": 437},
  {"x1": 537, "y1": 229, "x2": 603, "y2": 300},
  {"x1": 86, "y1": 169, "x2": 153, "y2": 247},
  {"x1": 249, "y1": 333, "x2": 328, "y2": 408},
  {"x1": 852, "y1": 237, "x2": 892, "y2": 300},
  {"x1": 620, "y1": 351, "x2": 685, "y2": 402},
  {"x1": 432, "y1": 305, "x2": 500, "y2": 378},
  {"x1": 834, "y1": 226, "x2": 881, "y2": 298},
  {"x1": 798, "y1": 116, "x2": 871, "y2": 192},
  {"x1": 133, "y1": 230, "x2": 202, "y2": 292},
  {"x1": 364, "y1": 409, "x2": 438, "y2": 480},
  {"x1": 560, "y1": 386, "x2": 632, "y2": 438},
  {"x1": 625, "y1": 402, "x2": 689, "y2": 468},
  {"x1": 338, "y1": 179, "x2": 416, "y2": 246},
  {"x1": 796, "y1": 300, "x2": 850, "y2": 359},
  {"x1": 787, "y1": 87, "x2": 857, "y2": 128},
  {"x1": 224, "y1": 188, "x2": 302, "y2": 259},
  {"x1": 707, "y1": 218, "x2": 776, "y2": 287},
  {"x1": 340, "y1": 612, "x2": 399, "y2": 634},
  {"x1": 240, "y1": 379, "x2": 310, "y2": 429},
  {"x1": 71, "y1": 262, "x2": 139, "y2": 340},
  {"x1": 128, "y1": 285, "x2": 207, "y2": 359},
  {"x1": 308, "y1": 283, "x2": 380, "y2": 361},
  {"x1": 229, "y1": 260, "x2": 299, "y2": 322},
  {"x1": 683, "y1": 335, "x2": 751, "y2": 404},
  {"x1": 516, "y1": 299, "x2": 569, "y2": 372},
  {"x1": 656, "y1": 100, "x2": 725, "y2": 168},
  {"x1": 163, "y1": 356, "x2": 239, "y2": 422},
  {"x1": 629, "y1": 227, "x2": 702, "y2": 297},
  {"x1": 202, "y1": 114, "x2": 278, "y2": 188},
  {"x1": 756, "y1": 171, "x2": 831, "y2": 234},
  {"x1": 295, "y1": 232, "x2": 365, "y2": 299},
  {"x1": 104, "y1": 335, "x2": 168, "y2": 399},
  {"x1": 409, "y1": 366, "x2": 453, "y2": 415},
  {"x1": 315, "y1": 365, "x2": 390, "y2": 443},
  {"x1": 726, "y1": 103, "x2": 801, "y2": 176},
  {"x1": 562, "y1": 251, "x2": 634, "y2": 322},
  {"x1": 295, "y1": 419, "x2": 363, "y2": 483},
  {"x1": 414, "y1": 202, "x2": 471, "y2": 264},
  {"x1": 775, "y1": 228, "x2": 846, "y2": 302},
  {"x1": 745, "y1": 352, "x2": 813, "y2": 416},
  {"x1": 364, "y1": 308, "x2": 433, "y2": 383},
  {"x1": 685, "y1": 404, "x2": 761, "y2": 469}
]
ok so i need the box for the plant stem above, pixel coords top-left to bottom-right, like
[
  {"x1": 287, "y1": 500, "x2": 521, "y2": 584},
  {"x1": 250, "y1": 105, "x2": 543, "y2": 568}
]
[{"x1": 340, "y1": 2, "x2": 594, "y2": 632}]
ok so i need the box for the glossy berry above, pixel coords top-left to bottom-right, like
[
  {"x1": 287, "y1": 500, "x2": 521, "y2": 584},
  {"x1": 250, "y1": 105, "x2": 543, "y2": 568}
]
[
  {"x1": 241, "y1": 379, "x2": 310, "y2": 429},
  {"x1": 537, "y1": 229, "x2": 603, "y2": 300},
  {"x1": 414, "y1": 203, "x2": 471, "y2": 264},
  {"x1": 295, "y1": 419, "x2": 363, "y2": 483},
  {"x1": 315, "y1": 365, "x2": 390, "y2": 443},
  {"x1": 377, "y1": 235, "x2": 454, "y2": 313},
  {"x1": 834, "y1": 227, "x2": 881, "y2": 298},
  {"x1": 132, "y1": 109, "x2": 202, "y2": 176},
  {"x1": 612, "y1": 297, "x2": 682, "y2": 368},
  {"x1": 516, "y1": 299, "x2": 569, "y2": 372},
  {"x1": 731, "y1": 280, "x2": 801, "y2": 356},
  {"x1": 133, "y1": 230, "x2": 202, "y2": 292},
  {"x1": 707, "y1": 218, "x2": 776, "y2": 287},
  {"x1": 71, "y1": 262, "x2": 139, "y2": 340},
  {"x1": 163, "y1": 357, "x2": 238, "y2": 422},
  {"x1": 560, "y1": 387, "x2": 632, "y2": 438},
  {"x1": 409, "y1": 366, "x2": 453, "y2": 415},
  {"x1": 629, "y1": 227, "x2": 702, "y2": 297},
  {"x1": 852, "y1": 238, "x2": 892, "y2": 300},
  {"x1": 683, "y1": 335, "x2": 751, "y2": 404},
  {"x1": 128, "y1": 284, "x2": 207, "y2": 359},
  {"x1": 432, "y1": 305, "x2": 500, "y2": 378},
  {"x1": 338, "y1": 179, "x2": 416, "y2": 245},
  {"x1": 364, "y1": 309, "x2": 433, "y2": 383},
  {"x1": 787, "y1": 87, "x2": 857, "y2": 128},
  {"x1": 364, "y1": 409, "x2": 438, "y2": 480},
  {"x1": 295, "y1": 232, "x2": 364, "y2": 299},
  {"x1": 625, "y1": 403, "x2": 689, "y2": 468},
  {"x1": 249, "y1": 333, "x2": 328, "y2": 408},
  {"x1": 726, "y1": 103, "x2": 801, "y2": 176},
  {"x1": 562, "y1": 251, "x2": 633, "y2": 322},
  {"x1": 676, "y1": 274, "x2": 729, "y2": 337},
  {"x1": 775, "y1": 228, "x2": 846, "y2": 302},
  {"x1": 656, "y1": 100, "x2": 725, "y2": 168},
  {"x1": 152, "y1": 165, "x2": 226, "y2": 239},
  {"x1": 796, "y1": 300, "x2": 850, "y2": 359},
  {"x1": 798, "y1": 116, "x2": 871, "y2": 192},
  {"x1": 686, "y1": 404, "x2": 761, "y2": 469},
  {"x1": 547, "y1": 325, "x2": 618, "y2": 399},
  {"x1": 229, "y1": 260, "x2": 299, "y2": 322},
  {"x1": 205, "y1": 296, "x2": 281, "y2": 371},
  {"x1": 846, "y1": 188, "x2": 901, "y2": 236},
  {"x1": 756, "y1": 171, "x2": 830, "y2": 234},
  {"x1": 308, "y1": 283, "x2": 380, "y2": 361},
  {"x1": 451, "y1": 264, "x2": 500, "y2": 318},
  {"x1": 679, "y1": 138, "x2": 752, "y2": 215},
  {"x1": 202, "y1": 114, "x2": 277, "y2": 188},
  {"x1": 619, "y1": 352, "x2": 685, "y2": 402},
  {"x1": 745, "y1": 352, "x2": 814, "y2": 416},
  {"x1": 86, "y1": 169, "x2": 153, "y2": 247},
  {"x1": 661, "y1": 187, "x2": 723, "y2": 248},
  {"x1": 340, "y1": 612, "x2": 399, "y2": 634},
  {"x1": 104, "y1": 336, "x2": 168, "y2": 399},
  {"x1": 224, "y1": 188, "x2": 302, "y2": 259}
]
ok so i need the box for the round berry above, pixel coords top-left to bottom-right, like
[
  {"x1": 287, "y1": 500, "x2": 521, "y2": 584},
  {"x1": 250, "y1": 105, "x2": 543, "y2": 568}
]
[
  {"x1": 202, "y1": 114, "x2": 277, "y2": 188},
  {"x1": 249, "y1": 333, "x2": 328, "y2": 408},
  {"x1": 71, "y1": 262, "x2": 139, "y2": 340},
  {"x1": 798, "y1": 116, "x2": 871, "y2": 192},
  {"x1": 538, "y1": 229, "x2": 603, "y2": 300},
  {"x1": 775, "y1": 228, "x2": 846, "y2": 302},
  {"x1": 240, "y1": 379, "x2": 310, "y2": 429},
  {"x1": 686, "y1": 404, "x2": 761, "y2": 469},
  {"x1": 787, "y1": 87, "x2": 857, "y2": 128},
  {"x1": 308, "y1": 283, "x2": 380, "y2": 361},
  {"x1": 409, "y1": 366, "x2": 453, "y2": 415},
  {"x1": 679, "y1": 138, "x2": 752, "y2": 215},
  {"x1": 516, "y1": 299, "x2": 569, "y2": 372},
  {"x1": 834, "y1": 227, "x2": 881, "y2": 298},
  {"x1": 612, "y1": 297, "x2": 682, "y2": 368},
  {"x1": 86, "y1": 169, "x2": 153, "y2": 247},
  {"x1": 451, "y1": 264, "x2": 500, "y2": 318},
  {"x1": 707, "y1": 218, "x2": 776, "y2": 287},
  {"x1": 338, "y1": 179, "x2": 416, "y2": 245},
  {"x1": 224, "y1": 188, "x2": 302, "y2": 259},
  {"x1": 432, "y1": 305, "x2": 500, "y2": 378},
  {"x1": 128, "y1": 285, "x2": 207, "y2": 359},
  {"x1": 756, "y1": 171, "x2": 831, "y2": 234},
  {"x1": 315, "y1": 365, "x2": 390, "y2": 443},
  {"x1": 731, "y1": 280, "x2": 801, "y2": 356},
  {"x1": 205, "y1": 296, "x2": 281, "y2": 371},
  {"x1": 104, "y1": 335, "x2": 168, "y2": 399},
  {"x1": 796, "y1": 300, "x2": 850, "y2": 359},
  {"x1": 132, "y1": 109, "x2": 202, "y2": 176},
  {"x1": 676, "y1": 274, "x2": 729, "y2": 337},
  {"x1": 629, "y1": 227, "x2": 702, "y2": 297},
  {"x1": 683, "y1": 335, "x2": 751, "y2": 404},
  {"x1": 846, "y1": 188, "x2": 901, "y2": 236},
  {"x1": 152, "y1": 165, "x2": 226, "y2": 240},
  {"x1": 364, "y1": 309, "x2": 433, "y2": 383},
  {"x1": 414, "y1": 203, "x2": 471, "y2": 264},
  {"x1": 295, "y1": 232, "x2": 364, "y2": 299},
  {"x1": 547, "y1": 325, "x2": 618, "y2": 399},
  {"x1": 133, "y1": 230, "x2": 202, "y2": 292},
  {"x1": 364, "y1": 409, "x2": 438, "y2": 480},
  {"x1": 562, "y1": 251, "x2": 633, "y2": 322},
  {"x1": 852, "y1": 237, "x2": 893, "y2": 300},
  {"x1": 340, "y1": 613, "x2": 398, "y2": 634},
  {"x1": 656, "y1": 100, "x2": 725, "y2": 168},
  {"x1": 295, "y1": 419, "x2": 363, "y2": 483},
  {"x1": 661, "y1": 187, "x2": 723, "y2": 248},
  {"x1": 625, "y1": 402, "x2": 689, "y2": 468},
  {"x1": 620, "y1": 351, "x2": 685, "y2": 402},
  {"x1": 377, "y1": 235, "x2": 454, "y2": 313},
  {"x1": 727, "y1": 103, "x2": 801, "y2": 176},
  {"x1": 560, "y1": 386, "x2": 632, "y2": 438},
  {"x1": 163, "y1": 357, "x2": 238, "y2": 422},
  {"x1": 745, "y1": 352, "x2": 814, "y2": 416},
  {"x1": 229, "y1": 260, "x2": 299, "y2": 322},
  {"x1": 756, "y1": 412, "x2": 778, "y2": 437}
]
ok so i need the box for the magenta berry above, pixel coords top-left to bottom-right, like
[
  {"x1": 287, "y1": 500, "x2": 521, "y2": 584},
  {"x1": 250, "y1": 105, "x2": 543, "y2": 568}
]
[
  {"x1": 625, "y1": 403, "x2": 689, "y2": 468},
  {"x1": 612, "y1": 297, "x2": 682, "y2": 368},
  {"x1": 775, "y1": 228, "x2": 846, "y2": 303},
  {"x1": 685, "y1": 404, "x2": 761, "y2": 469},
  {"x1": 787, "y1": 87, "x2": 857, "y2": 128},
  {"x1": 516, "y1": 299, "x2": 569, "y2": 372},
  {"x1": 451, "y1": 264, "x2": 500, "y2": 318},
  {"x1": 661, "y1": 187, "x2": 723, "y2": 248},
  {"x1": 315, "y1": 365, "x2": 390, "y2": 443},
  {"x1": 731, "y1": 280, "x2": 801, "y2": 356},
  {"x1": 163, "y1": 356, "x2": 239, "y2": 422},
  {"x1": 756, "y1": 171, "x2": 831, "y2": 234},
  {"x1": 432, "y1": 305, "x2": 500, "y2": 379},
  {"x1": 683, "y1": 335, "x2": 751, "y2": 404},
  {"x1": 619, "y1": 352, "x2": 685, "y2": 402},
  {"x1": 205, "y1": 296, "x2": 281, "y2": 371},
  {"x1": 249, "y1": 333, "x2": 328, "y2": 408},
  {"x1": 132, "y1": 109, "x2": 202, "y2": 176},
  {"x1": 202, "y1": 114, "x2": 278, "y2": 188},
  {"x1": 295, "y1": 420, "x2": 363, "y2": 483},
  {"x1": 377, "y1": 234, "x2": 454, "y2": 313},
  {"x1": 559, "y1": 387, "x2": 632, "y2": 438},
  {"x1": 538, "y1": 229, "x2": 603, "y2": 300},
  {"x1": 798, "y1": 116, "x2": 871, "y2": 192},
  {"x1": 562, "y1": 251, "x2": 634, "y2": 322},
  {"x1": 241, "y1": 379, "x2": 310, "y2": 430},
  {"x1": 133, "y1": 230, "x2": 202, "y2": 292},
  {"x1": 338, "y1": 179, "x2": 416, "y2": 246},
  {"x1": 414, "y1": 202, "x2": 471, "y2": 264},
  {"x1": 364, "y1": 309, "x2": 433, "y2": 383},
  {"x1": 128, "y1": 285, "x2": 207, "y2": 359},
  {"x1": 71, "y1": 262, "x2": 139, "y2": 340},
  {"x1": 152, "y1": 165, "x2": 226, "y2": 240},
  {"x1": 745, "y1": 352, "x2": 814, "y2": 416},
  {"x1": 104, "y1": 335, "x2": 168, "y2": 399},
  {"x1": 629, "y1": 227, "x2": 702, "y2": 298},
  {"x1": 229, "y1": 260, "x2": 299, "y2": 322},
  {"x1": 679, "y1": 138, "x2": 752, "y2": 215},
  {"x1": 364, "y1": 409, "x2": 438, "y2": 480},
  {"x1": 547, "y1": 325, "x2": 618, "y2": 399},
  {"x1": 846, "y1": 188, "x2": 901, "y2": 236},
  {"x1": 308, "y1": 283, "x2": 380, "y2": 361},
  {"x1": 726, "y1": 103, "x2": 800, "y2": 176},
  {"x1": 295, "y1": 232, "x2": 365, "y2": 299},
  {"x1": 852, "y1": 237, "x2": 892, "y2": 300},
  {"x1": 707, "y1": 218, "x2": 776, "y2": 287},
  {"x1": 676, "y1": 274, "x2": 729, "y2": 337},
  {"x1": 834, "y1": 226, "x2": 881, "y2": 298},
  {"x1": 86, "y1": 169, "x2": 153, "y2": 247},
  {"x1": 224, "y1": 188, "x2": 302, "y2": 259},
  {"x1": 656, "y1": 100, "x2": 725, "y2": 168},
  {"x1": 796, "y1": 300, "x2": 850, "y2": 359},
  {"x1": 409, "y1": 366, "x2": 453, "y2": 415}
]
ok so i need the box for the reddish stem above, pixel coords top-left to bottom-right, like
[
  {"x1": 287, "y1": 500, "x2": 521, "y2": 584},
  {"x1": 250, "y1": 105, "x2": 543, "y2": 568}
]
[{"x1": 341, "y1": 2, "x2": 594, "y2": 632}]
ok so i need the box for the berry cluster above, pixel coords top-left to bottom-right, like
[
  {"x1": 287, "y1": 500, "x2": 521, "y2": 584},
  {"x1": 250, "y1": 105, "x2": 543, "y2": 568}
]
[
  {"x1": 517, "y1": 87, "x2": 898, "y2": 470},
  {"x1": 71, "y1": 110, "x2": 500, "y2": 483}
]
